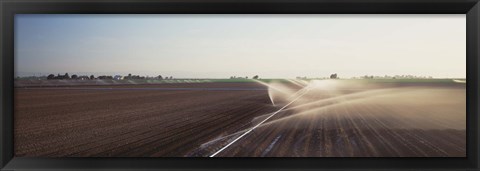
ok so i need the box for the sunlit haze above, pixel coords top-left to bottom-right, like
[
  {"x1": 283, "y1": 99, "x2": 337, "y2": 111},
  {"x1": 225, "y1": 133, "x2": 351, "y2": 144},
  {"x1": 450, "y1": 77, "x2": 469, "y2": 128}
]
[{"x1": 15, "y1": 14, "x2": 466, "y2": 78}]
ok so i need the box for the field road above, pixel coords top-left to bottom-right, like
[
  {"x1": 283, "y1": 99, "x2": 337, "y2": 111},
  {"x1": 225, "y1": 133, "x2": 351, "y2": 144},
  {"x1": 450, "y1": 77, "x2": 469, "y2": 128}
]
[{"x1": 14, "y1": 81, "x2": 466, "y2": 157}]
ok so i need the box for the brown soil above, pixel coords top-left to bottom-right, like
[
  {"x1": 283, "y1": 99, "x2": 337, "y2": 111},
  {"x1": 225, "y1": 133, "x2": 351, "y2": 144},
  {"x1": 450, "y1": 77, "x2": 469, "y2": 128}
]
[
  {"x1": 14, "y1": 82, "x2": 466, "y2": 157},
  {"x1": 15, "y1": 83, "x2": 278, "y2": 157}
]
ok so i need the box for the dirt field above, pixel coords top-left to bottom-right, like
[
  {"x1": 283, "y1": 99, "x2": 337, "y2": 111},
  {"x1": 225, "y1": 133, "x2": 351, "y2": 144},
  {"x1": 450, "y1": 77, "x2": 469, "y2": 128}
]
[{"x1": 14, "y1": 80, "x2": 466, "y2": 157}]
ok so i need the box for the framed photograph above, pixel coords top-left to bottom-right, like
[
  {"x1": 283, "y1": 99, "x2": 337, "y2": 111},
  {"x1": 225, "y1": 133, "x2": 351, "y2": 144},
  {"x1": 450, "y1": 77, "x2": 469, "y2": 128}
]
[{"x1": 1, "y1": 0, "x2": 479, "y2": 170}]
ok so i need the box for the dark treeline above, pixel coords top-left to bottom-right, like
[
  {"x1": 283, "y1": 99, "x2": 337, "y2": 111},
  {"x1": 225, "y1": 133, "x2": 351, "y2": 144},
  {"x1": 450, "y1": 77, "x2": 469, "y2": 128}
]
[
  {"x1": 229, "y1": 75, "x2": 260, "y2": 79},
  {"x1": 295, "y1": 73, "x2": 339, "y2": 80},
  {"x1": 295, "y1": 74, "x2": 434, "y2": 80},
  {"x1": 45, "y1": 73, "x2": 173, "y2": 80},
  {"x1": 353, "y1": 75, "x2": 434, "y2": 79}
]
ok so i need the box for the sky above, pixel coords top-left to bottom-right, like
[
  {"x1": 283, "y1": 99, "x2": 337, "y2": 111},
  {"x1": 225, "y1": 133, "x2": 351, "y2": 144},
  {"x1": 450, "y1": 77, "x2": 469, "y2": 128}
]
[{"x1": 15, "y1": 14, "x2": 466, "y2": 79}]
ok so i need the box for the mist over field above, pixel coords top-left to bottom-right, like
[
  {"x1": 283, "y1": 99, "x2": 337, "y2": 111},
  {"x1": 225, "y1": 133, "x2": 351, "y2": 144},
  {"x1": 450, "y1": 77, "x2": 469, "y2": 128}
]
[{"x1": 13, "y1": 14, "x2": 466, "y2": 157}]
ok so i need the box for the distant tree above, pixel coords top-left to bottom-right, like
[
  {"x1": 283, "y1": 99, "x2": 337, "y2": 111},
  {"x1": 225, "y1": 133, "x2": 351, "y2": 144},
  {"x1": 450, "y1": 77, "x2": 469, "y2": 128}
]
[
  {"x1": 158, "y1": 75, "x2": 163, "y2": 80},
  {"x1": 71, "y1": 74, "x2": 78, "y2": 79},
  {"x1": 64, "y1": 73, "x2": 70, "y2": 79},
  {"x1": 90, "y1": 75, "x2": 95, "y2": 79},
  {"x1": 47, "y1": 74, "x2": 55, "y2": 80},
  {"x1": 169, "y1": 76, "x2": 173, "y2": 79},
  {"x1": 98, "y1": 75, "x2": 113, "y2": 79},
  {"x1": 330, "y1": 73, "x2": 337, "y2": 79},
  {"x1": 246, "y1": 76, "x2": 248, "y2": 79},
  {"x1": 253, "y1": 75, "x2": 259, "y2": 79}
]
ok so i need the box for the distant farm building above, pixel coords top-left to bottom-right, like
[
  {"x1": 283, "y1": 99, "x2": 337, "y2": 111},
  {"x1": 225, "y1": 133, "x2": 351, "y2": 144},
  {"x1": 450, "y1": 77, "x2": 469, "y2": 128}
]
[
  {"x1": 78, "y1": 76, "x2": 90, "y2": 80},
  {"x1": 113, "y1": 75, "x2": 123, "y2": 80}
]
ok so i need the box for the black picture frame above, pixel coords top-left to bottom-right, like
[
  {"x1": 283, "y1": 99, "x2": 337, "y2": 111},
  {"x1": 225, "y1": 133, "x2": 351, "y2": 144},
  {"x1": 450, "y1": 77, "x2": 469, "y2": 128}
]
[{"x1": 1, "y1": 0, "x2": 479, "y2": 170}]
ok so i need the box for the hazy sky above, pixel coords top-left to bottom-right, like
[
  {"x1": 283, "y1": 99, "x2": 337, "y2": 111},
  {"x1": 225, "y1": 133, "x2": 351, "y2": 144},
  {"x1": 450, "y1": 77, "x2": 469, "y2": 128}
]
[{"x1": 15, "y1": 14, "x2": 466, "y2": 78}]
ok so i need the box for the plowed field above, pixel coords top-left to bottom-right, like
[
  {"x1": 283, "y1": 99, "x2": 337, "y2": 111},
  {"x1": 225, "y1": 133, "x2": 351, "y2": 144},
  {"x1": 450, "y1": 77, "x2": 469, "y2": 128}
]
[{"x1": 14, "y1": 81, "x2": 466, "y2": 157}]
